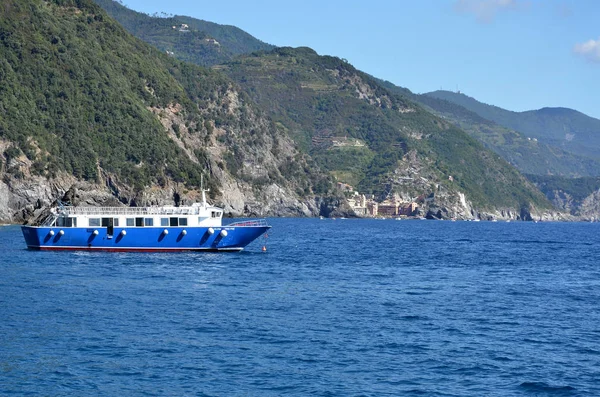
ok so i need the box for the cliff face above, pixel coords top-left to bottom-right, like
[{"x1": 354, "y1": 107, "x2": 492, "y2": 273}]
[
  {"x1": 360, "y1": 149, "x2": 568, "y2": 222},
  {"x1": 0, "y1": 170, "x2": 320, "y2": 224},
  {"x1": 543, "y1": 189, "x2": 600, "y2": 221}
]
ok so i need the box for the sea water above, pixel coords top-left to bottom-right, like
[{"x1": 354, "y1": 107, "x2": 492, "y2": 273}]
[{"x1": 1, "y1": 219, "x2": 599, "y2": 396}]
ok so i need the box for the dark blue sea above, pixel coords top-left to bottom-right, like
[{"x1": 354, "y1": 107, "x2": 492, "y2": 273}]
[{"x1": 1, "y1": 219, "x2": 600, "y2": 396}]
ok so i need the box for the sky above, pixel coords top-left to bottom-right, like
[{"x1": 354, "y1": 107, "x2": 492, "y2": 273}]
[{"x1": 120, "y1": 0, "x2": 600, "y2": 119}]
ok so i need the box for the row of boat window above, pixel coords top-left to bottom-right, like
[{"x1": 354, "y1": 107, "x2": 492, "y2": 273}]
[{"x1": 56, "y1": 217, "x2": 195, "y2": 228}]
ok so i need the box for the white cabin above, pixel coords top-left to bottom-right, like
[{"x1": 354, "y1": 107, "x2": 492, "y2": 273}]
[{"x1": 45, "y1": 202, "x2": 223, "y2": 229}]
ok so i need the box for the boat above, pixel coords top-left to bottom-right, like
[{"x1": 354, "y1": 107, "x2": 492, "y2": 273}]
[{"x1": 21, "y1": 188, "x2": 270, "y2": 252}]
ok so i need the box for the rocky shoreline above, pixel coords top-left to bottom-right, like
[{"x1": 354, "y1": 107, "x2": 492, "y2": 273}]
[{"x1": 2, "y1": 173, "x2": 594, "y2": 225}]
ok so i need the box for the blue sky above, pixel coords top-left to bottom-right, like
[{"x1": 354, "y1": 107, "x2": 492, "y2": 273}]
[{"x1": 120, "y1": 0, "x2": 599, "y2": 119}]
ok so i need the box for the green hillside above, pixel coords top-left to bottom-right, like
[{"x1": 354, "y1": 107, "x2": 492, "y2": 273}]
[
  {"x1": 426, "y1": 90, "x2": 600, "y2": 161},
  {"x1": 219, "y1": 47, "x2": 550, "y2": 209},
  {"x1": 94, "y1": 0, "x2": 273, "y2": 66},
  {"x1": 0, "y1": 0, "x2": 323, "y2": 201}
]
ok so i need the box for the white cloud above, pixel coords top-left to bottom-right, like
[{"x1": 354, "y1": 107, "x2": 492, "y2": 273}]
[
  {"x1": 454, "y1": 0, "x2": 523, "y2": 23},
  {"x1": 574, "y1": 38, "x2": 600, "y2": 63}
]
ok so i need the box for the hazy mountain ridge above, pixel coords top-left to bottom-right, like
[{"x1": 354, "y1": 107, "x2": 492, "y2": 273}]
[
  {"x1": 426, "y1": 90, "x2": 600, "y2": 161},
  {"x1": 390, "y1": 86, "x2": 600, "y2": 178}
]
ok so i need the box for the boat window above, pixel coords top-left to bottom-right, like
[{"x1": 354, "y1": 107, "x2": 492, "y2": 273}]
[
  {"x1": 160, "y1": 218, "x2": 169, "y2": 227},
  {"x1": 135, "y1": 217, "x2": 144, "y2": 227},
  {"x1": 179, "y1": 218, "x2": 188, "y2": 226},
  {"x1": 89, "y1": 218, "x2": 101, "y2": 227},
  {"x1": 58, "y1": 217, "x2": 76, "y2": 227},
  {"x1": 113, "y1": 218, "x2": 119, "y2": 227},
  {"x1": 126, "y1": 218, "x2": 134, "y2": 227},
  {"x1": 144, "y1": 218, "x2": 154, "y2": 227},
  {"x1": 169, "y1": 217, "x2": 178, "y2": 227},
  {"x1": 101, "y1": 218, "x2": 111, "y2": 227},
  {"x1": 211, "y1": 211, "x2": 219, "y2": 218}
]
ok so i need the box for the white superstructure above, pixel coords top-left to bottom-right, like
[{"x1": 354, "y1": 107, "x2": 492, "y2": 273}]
[{"x1": 42, "y1": 188, "x2": 223, "y2": 229}]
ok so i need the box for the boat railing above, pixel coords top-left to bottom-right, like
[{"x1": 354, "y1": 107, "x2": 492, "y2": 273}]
[
  {"x1": 60, "y1": 206, "x2": 199, "y2": 216},
  {"x1": 40, "y1": 213, "x2": 58, "y2": 227},
  {"x1": 227, "y1": 219, "x2": 269, "y2": 227}
]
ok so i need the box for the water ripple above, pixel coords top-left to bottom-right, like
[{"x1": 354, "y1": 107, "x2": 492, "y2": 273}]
[{"x1": 1, "y1": 221, "x2": 600, "y2": 396}]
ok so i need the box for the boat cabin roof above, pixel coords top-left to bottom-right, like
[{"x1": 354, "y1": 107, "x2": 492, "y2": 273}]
[{"x1": 56, "y1": 203, "x2": 221, "y2": 217}]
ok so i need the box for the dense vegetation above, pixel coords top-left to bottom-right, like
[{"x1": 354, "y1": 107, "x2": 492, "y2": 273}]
[
  {"x1": 0, "y1": 0, "x2": 321, "y2": 198},
  {"x1": 94, "y1": 0, "x2": 273, "y2": 66},
  {"x1": 426, "y1": 90, "x2": 600, "y2": 161},
  {"x1": 0, "y1": 0, "x2": 198, "y2": 189}
]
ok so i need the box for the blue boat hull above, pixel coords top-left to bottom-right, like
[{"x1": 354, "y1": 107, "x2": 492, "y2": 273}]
[{"x1": 21, "y1": 224, "x2": 270, "y2": 252}]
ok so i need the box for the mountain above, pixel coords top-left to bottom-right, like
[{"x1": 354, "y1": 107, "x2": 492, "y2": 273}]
[
  {"x1": 217, "y1": 47, "x2": 553, "y2": 217},
  {"x1": 0, "y1": 0, "x2": 329, "y2": 223},
  {"x1": 88, "y1": 0, "x2": 565, "y2": 219},
  {"x1": 94, "y1": 0, "x2": 274, "y2": 66},
  {"x1": 374, "y1": 82, "x2": 600, "y2": 177},
  {"x1": 0, "y1": 0, "x2": 562, "y2": 222},
  {"x1": 425, "y1": 90, "x2": 600, "y2": 161}
]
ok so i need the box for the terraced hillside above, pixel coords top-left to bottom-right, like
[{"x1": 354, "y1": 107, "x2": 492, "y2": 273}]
[{"x1": 219, "y1": 47, "x2": 551, "y2": 213}]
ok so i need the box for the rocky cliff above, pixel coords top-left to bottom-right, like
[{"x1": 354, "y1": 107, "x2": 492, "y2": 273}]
[
  {"x1": 542, "y1": 189, "x2": 600, "y2": 221},
  {"x1": 357, "y1": 149, "x2": 569, "y2": 222},
  {"x1": 0, "y1": 0, "x2": 331, "y2": 224}
]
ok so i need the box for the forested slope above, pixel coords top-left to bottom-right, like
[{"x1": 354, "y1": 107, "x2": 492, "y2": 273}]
[{"x1": 0, "y1": 0, "x2": 329, "y2": 222}]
